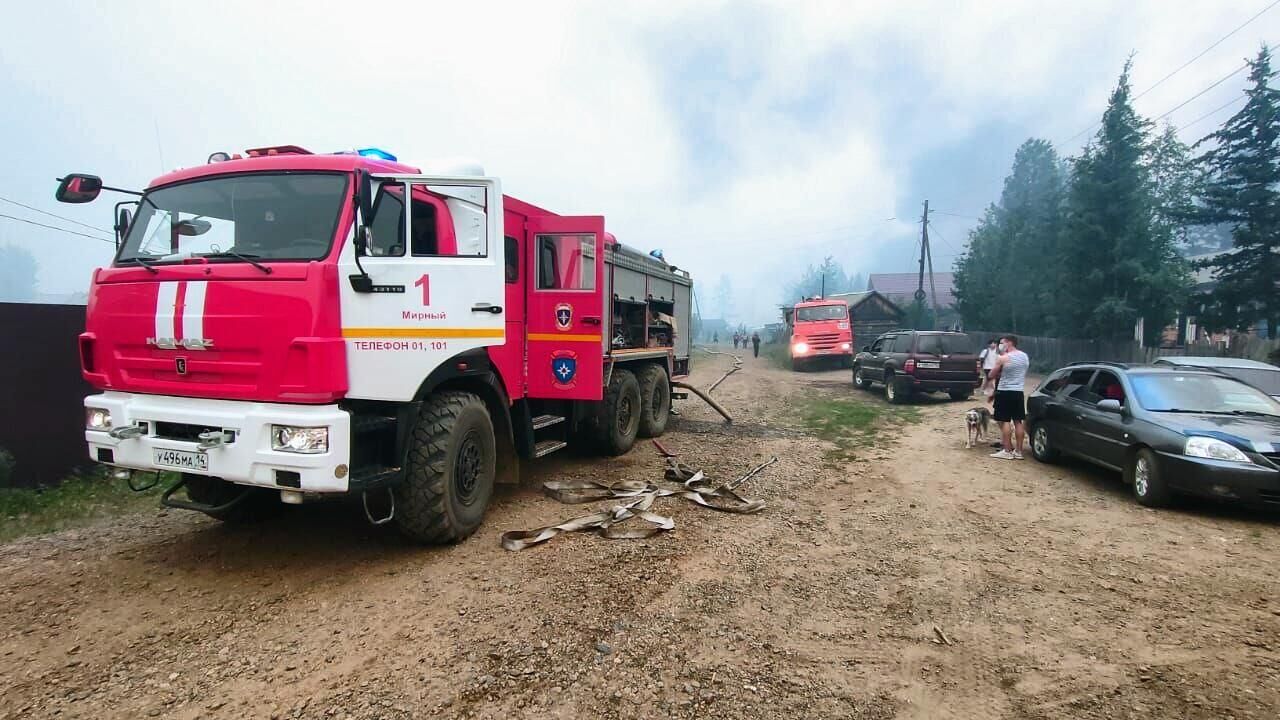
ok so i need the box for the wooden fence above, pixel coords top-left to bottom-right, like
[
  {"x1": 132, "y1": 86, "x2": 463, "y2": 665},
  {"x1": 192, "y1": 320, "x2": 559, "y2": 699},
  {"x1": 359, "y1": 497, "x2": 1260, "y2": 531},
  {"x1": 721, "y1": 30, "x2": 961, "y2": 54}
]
[
  {"x1": 0, "y1": 302, "x2": 94, "y2": 488},
  {"x1": 965, "y1": 330, "x2": 1280, "y2": 372}
]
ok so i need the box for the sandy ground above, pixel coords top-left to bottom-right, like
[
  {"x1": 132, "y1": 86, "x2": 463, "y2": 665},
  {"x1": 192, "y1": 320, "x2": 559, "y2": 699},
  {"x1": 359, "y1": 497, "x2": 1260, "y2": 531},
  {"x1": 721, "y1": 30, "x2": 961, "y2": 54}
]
[{"x1": 2, "y1": 352, "x2": 1278, "y2": 719}]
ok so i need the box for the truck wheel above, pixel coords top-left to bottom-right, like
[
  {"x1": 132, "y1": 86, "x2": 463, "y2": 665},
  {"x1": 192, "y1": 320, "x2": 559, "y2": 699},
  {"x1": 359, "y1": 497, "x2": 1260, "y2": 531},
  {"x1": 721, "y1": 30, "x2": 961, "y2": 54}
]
[
  {"x1": 636, "y1": 364, "x2": 671, "y2": 438},
  {"x1": 596, "y1": 368, "x2": 641, "y2": 456},
  {"x1": 791, "y1": 358, "x2": 805, "y2": 372},
  {"x1": 395, "y1": 391, "x2": 496, "y2": 544},
  {"x1": 183, "y1": 474, "x2": 278, "y2": 524}
]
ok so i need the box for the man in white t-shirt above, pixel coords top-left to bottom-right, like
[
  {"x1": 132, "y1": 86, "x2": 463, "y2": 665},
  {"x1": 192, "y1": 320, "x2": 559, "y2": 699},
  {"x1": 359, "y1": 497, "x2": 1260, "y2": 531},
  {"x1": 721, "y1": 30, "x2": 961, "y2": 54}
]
[{"x1": 986, "y1": 335, "x2": 1030, "y2": 460}]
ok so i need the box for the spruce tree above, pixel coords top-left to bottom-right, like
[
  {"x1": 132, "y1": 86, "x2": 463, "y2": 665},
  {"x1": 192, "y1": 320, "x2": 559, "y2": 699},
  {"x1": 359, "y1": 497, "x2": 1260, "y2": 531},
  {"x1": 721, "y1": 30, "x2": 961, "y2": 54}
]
[
  {"x1": 1194, "y1": 45, "x2": 1280, "y2": 339},
  {"x1": 1058, "y1": 59, "x2": 1187, "y2": 342}
]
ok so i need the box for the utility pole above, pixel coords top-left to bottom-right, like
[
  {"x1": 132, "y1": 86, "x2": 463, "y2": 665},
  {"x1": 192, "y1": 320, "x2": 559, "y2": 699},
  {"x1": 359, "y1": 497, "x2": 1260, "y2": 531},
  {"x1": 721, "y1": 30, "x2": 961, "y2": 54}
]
[{"x1": 916, "y1": 200, "x2": 932, "y2": 329}]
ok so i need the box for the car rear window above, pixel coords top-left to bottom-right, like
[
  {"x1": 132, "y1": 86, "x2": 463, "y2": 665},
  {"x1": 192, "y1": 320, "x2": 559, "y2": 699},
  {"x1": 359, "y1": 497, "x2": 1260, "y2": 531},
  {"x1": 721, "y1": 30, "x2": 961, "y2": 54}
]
[{"x1": 915, "y1": 334, "x2": 972, "y2": 356}]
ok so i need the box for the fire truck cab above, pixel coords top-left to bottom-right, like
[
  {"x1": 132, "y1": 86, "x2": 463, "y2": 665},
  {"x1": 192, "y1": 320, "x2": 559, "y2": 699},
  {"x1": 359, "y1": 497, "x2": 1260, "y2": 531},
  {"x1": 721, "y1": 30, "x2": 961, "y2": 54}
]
[
  {"x1": 59, "y1": 145, "x2": 693, "y2": 543},
  {"x1": 788, "y1": 298, "x2": 853, "y2": 370}
]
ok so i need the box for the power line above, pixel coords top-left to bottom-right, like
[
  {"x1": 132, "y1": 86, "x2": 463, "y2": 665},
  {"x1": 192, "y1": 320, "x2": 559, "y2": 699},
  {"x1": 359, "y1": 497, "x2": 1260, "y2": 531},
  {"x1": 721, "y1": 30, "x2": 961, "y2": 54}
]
[
  {"x1": 931, "y1": 210, "x2": 982, "y2": 221},
  {"x1": 0, "y1": 213, "x2": 117, "y2": 245},
  {"x1": 927, "y1": 221, "x2": 961, "y2": 256},
  {"x1": 1152, "y1": 61, "x2": 1249, "y2": 123},
  {"x1": 1058, "y1": 1, "x2": 1276, "y2": 147},
  {"x1": 1176, "y1": 92, "x2": 1248, "y2": 131},
  {"x1": 1134, "y1": 0, "x2": 1280, "y2": 101},
  {"x1": 0, "y1": 195, "x2": 113, "y2": 237}
]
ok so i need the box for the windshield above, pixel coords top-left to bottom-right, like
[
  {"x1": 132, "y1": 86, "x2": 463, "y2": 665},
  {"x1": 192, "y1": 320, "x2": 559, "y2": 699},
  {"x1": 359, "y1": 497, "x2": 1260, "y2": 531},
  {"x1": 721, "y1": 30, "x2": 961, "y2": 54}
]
[
  {"x1": 117, "y1": 173, "x2": 349, "y2": 263},
  {"x1": 1216, "y1": 367, "x2": 1280, "y2": 397},
  {"x1": 796, "y1": 304, "x2": 847, "y2": 322},
  {"x1": 1130, "y1": 373, "x2": 1280, "y2": 416},
  {"x1": 915, "y1": 333, "x2": 972, "y2": 355}
]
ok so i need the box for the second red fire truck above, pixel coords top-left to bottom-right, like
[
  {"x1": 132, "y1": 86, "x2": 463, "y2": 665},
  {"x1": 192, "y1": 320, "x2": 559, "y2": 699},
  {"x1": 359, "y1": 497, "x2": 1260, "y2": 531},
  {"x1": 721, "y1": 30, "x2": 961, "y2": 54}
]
[
  {"x1": 787, "y1": 297, "x2": 854, "y2": 370},
  {"x1": 59, "y1": 145, "x2": 693, "y2": 543}
]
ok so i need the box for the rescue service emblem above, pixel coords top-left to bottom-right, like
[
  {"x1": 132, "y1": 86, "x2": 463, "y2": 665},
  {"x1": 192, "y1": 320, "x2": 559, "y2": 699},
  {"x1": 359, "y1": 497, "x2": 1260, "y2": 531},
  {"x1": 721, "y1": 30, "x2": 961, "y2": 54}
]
[
  {"x1": 551, "y1": 350, "x2": 578, "y2": 388},
  {"x1": 554, "y1": 303, "x2": 573, "y2": 331}
]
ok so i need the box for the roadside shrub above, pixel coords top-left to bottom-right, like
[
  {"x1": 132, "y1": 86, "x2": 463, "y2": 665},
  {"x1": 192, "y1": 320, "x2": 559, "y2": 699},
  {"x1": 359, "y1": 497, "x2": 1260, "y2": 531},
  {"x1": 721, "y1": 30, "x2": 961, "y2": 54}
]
[{"x1": 0, "y1": 448, "x2": 14, "y2": 487}]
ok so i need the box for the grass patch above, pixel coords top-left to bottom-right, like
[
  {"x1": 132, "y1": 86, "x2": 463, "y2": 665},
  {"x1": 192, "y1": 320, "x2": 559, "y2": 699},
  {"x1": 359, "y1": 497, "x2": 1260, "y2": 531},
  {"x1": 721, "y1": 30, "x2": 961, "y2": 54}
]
[
  {"x1": 0, "y1": 471, "x2": 167, "y2": 544},
  {"x1": 760, "y1": 342, "x2": 793, "y2": 370},
  {"x1": 788, "y1": 393, "x2": 921, "y2": 466}
]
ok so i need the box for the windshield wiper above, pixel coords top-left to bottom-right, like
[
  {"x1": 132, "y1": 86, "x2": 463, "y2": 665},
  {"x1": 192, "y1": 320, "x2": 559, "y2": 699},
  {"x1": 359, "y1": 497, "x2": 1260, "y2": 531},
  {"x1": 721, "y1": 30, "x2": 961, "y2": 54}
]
[
  {"x1": 118, "y1": 256, "x2": 159, "y2": 274},
  {"x1": 1229, "y1": 409, "x2": 1280, "y2": 418},
  {"x1": 1153, "y1": 408, "x2": 1227, "y2": 414},
  {"x1": 200, "y1": 251, "x2": 272, "y2": 274}
]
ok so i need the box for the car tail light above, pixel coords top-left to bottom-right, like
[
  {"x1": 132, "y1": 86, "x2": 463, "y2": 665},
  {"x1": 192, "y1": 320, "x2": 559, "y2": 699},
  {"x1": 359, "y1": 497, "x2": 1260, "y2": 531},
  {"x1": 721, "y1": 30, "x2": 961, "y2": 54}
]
[{"x1": 904, "y1": 358, "x2": 916, "y2": 374}]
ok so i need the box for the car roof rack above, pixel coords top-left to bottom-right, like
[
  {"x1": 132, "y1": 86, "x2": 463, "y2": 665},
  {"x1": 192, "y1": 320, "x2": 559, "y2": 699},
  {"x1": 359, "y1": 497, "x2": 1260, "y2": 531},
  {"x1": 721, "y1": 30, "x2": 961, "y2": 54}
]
[{"x1": 1063, "y1": 360, "x2": 1131, "y2": 369}]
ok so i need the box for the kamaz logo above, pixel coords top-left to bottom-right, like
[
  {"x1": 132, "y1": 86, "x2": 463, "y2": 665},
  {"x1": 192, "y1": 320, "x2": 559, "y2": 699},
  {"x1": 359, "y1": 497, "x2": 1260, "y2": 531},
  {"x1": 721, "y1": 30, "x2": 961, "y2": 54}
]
[{"x1": 147, "y1": 337, "x2": 214, "y2": 350}]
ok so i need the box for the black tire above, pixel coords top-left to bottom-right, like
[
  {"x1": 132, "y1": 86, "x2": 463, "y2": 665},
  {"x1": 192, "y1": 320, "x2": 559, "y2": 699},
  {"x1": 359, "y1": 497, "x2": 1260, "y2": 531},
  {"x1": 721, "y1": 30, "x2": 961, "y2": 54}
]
[
  {"x1": 1029, "y1": 422, "x2": 1059, "y2": 463},
  {"x1": 791, "y1": 358, "x2": 805, "y2": 372},
  {"x1": 949, "y1": 389, "x2": 973, "y2": 401},
  {"x1": 394, "y1": 391, "x2": 496, "y2": 544},
  {"x1": 636, "y1": 363, "x2": 671, "y2": 438},
  {"x1": 183, "y1": 474, "x2": 279, "y2": 524},
  {"x1": 853, "y1": 365, "x2": 873, "y2": 390},
  {"x1": 595, "y1": 368, "x2": 641, "y2": 456},
  {"x1": 1127, "y1": 448, "x2": 1171, "y2": 508},
  {"x1": 884, "y1": 373, "x2": 908, "y2": 404}
]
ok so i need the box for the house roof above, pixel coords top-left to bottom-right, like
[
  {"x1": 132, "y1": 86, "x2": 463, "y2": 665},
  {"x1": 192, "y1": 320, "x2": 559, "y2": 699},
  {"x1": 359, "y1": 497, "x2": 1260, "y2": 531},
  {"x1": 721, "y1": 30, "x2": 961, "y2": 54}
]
[
  {"x1": 867, "y1": 273, "x2": 956, "y2": 308},
  {"x1": 827, "y1": 290, "x2": 902, "y2": 312}
]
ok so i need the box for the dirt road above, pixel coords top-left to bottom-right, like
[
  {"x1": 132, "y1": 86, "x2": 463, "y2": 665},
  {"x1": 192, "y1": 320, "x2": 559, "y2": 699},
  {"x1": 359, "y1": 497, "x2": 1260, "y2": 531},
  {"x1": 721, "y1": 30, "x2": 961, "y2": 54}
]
[{"x1": 2, "y1": 354, "x2": 1278, "y2": 719}]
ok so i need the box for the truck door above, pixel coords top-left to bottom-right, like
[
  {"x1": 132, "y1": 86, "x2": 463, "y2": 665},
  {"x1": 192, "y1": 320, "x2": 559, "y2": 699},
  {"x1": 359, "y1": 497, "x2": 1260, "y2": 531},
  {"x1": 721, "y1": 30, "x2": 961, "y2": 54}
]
[
  {"x1": 525, "y1": 215, "x2": 605, "y2": 401},
  {"x1": 338, "y1": 174, "x2": 505, "y2": 402}
]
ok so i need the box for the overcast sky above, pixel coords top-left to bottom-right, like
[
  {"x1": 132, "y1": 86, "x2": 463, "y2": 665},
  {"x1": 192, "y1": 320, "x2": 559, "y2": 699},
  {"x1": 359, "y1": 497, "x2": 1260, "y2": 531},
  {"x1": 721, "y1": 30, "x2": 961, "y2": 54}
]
[{"x1": 2, "y1": 0, "x2": 1277, "y2": 324}]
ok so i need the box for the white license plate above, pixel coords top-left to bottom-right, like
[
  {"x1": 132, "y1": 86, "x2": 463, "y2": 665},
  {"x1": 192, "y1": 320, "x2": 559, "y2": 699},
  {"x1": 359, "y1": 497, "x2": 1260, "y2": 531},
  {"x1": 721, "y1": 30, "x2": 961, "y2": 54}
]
[
  {"x1": 917, "y1": 361, "x2": 940, "y2": 369},
  {"x1": 153, "y1": 448, "x2": 208, "y2": 471}
]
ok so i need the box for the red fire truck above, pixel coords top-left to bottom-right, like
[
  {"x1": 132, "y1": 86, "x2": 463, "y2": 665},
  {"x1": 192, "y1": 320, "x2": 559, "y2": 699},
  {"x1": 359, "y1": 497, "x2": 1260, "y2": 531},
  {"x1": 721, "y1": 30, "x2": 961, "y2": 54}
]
[
  {"x1": 787, "y1": 298, "x2": 853, "y2": 370},
  {"x1": 57, "y1": 145, "x2": 693, "y2": 543}
]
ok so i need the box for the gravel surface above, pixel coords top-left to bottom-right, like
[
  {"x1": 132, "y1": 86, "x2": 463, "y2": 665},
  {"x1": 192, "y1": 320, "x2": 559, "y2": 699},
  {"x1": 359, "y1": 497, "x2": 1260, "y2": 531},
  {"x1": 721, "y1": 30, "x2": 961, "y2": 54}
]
[{"x1": 1, "y1": 351, "x2": 1278, "y2": 719}]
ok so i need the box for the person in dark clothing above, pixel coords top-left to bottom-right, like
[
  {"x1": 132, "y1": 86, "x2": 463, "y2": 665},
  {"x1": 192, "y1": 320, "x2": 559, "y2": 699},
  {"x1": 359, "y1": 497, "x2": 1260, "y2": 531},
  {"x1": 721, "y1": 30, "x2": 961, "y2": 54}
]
[{"x1": 751, "y1": 332, "x2": 761, "y2": 358}]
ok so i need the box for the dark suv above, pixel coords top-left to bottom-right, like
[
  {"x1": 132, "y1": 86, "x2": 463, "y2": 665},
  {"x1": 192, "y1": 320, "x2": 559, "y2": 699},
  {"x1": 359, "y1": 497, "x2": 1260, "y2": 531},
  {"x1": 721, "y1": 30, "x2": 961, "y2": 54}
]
[{"x1": 852, "y1": 330, "x2": 981, "y2": 403}]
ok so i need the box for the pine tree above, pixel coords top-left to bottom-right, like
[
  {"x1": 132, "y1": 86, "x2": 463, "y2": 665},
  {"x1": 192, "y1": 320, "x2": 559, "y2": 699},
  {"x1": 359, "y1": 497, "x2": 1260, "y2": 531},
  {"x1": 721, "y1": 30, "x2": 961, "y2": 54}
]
[
  {"x1": 1058, "y1": 59, "x2": 1188, "y2": 342},
  {"x1": 1193, "y1": 45, "x2": 1280, "y2": 339}
]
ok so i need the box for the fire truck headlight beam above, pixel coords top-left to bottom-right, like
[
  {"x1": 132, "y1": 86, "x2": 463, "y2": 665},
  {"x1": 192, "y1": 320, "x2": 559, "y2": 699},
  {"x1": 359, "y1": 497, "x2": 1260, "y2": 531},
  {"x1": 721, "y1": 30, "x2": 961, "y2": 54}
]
[
  {"x1": 86, "y1": 407, "x2": 112, "y2": 431},
  {"x1": 791, "y1": 342, "x2": 810, "y2": 356}
]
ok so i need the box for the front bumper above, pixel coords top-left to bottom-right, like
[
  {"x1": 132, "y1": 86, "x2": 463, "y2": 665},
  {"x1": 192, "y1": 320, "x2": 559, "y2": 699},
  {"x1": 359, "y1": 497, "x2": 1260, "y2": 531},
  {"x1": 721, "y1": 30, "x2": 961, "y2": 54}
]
[
  {"x1": 1157, "y1": 451, "x2": 1280, "y2": 507},
  {"x1": 85, "y1": 392, "x2": 352, "y2": 493}
]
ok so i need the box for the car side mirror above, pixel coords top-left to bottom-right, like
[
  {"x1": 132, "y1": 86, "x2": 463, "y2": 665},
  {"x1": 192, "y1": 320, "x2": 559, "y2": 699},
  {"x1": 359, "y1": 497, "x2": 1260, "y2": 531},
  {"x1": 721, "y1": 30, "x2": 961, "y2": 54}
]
[
  {"x1": 1097, "y1": 398, "x2": 1123, "y2": 414},
  {"x1": 861, "y1": 345, "x2": 870, "y2": 352},
  {"x1": 55, "y1": 174, "x2": 103, "y2": 204}
]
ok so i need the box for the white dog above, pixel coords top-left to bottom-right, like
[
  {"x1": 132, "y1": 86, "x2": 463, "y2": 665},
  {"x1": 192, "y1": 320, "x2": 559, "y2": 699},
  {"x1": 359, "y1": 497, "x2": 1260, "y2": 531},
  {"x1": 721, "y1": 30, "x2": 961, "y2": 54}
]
[{"x1": 964, "y1": 407, "x2": 992, "y2": 449}]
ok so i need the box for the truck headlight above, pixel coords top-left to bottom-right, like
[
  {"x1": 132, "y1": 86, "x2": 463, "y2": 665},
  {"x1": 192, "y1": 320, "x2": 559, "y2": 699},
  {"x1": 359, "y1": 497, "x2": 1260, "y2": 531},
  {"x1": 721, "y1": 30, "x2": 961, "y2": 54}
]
[
  {"x1": 1184, "y1": 436, "x2": 1252, "y2": 464},
  {"x1": 86, "y1": 407, "x2": 112, "y2": 431},
  {"x1": 792, "y1": 342, "x2": 810, "y2": 355},
  {"x1": 840, "y1": 342, "x2": 852, "y2": 351},
  {"x1": 272, "y1": 425, "x2": 329, "y2": 454}
]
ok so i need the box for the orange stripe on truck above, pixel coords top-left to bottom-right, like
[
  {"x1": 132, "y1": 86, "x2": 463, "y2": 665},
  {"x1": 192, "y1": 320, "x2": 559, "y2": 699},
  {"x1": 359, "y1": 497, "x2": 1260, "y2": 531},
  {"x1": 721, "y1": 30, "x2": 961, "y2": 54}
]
[
  {"x1": 342, "y1": 328, "x2": 505, "y2": 339},
  {"x1": 527, "y1": 332, "x2": 602, "y2": 342}
]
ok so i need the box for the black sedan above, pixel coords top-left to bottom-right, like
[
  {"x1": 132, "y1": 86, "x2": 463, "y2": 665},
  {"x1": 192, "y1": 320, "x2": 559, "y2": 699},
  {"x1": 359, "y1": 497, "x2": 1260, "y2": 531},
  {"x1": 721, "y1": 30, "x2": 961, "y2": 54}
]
[{"x1": 1027, "y1": 362, "x2": 1280, "y2": 508}]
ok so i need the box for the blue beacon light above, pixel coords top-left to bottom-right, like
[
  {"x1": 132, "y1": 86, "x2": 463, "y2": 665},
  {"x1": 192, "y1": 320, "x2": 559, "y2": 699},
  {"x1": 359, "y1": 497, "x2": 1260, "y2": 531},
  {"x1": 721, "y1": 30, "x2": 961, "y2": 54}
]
[{"x1": 355, "y1": 148, "x2": 398, "y2": 161}]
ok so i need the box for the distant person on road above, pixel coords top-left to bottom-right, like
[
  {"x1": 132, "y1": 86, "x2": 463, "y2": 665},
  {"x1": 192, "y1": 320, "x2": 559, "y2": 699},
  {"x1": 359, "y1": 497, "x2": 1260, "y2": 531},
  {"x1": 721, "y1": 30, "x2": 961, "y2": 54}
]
[
  {"x1": 987, "y1": 334, "x2": 1029, "y2": 460},
  {"x1": 713, "y1": 332, "x2": 719, "y2": 344},
  {"x1": 978, "y1": 338, "x2": 999, "y2": 395},
  {"x1": 751, "y1": 331, "x2": 761, "y2": 358}
]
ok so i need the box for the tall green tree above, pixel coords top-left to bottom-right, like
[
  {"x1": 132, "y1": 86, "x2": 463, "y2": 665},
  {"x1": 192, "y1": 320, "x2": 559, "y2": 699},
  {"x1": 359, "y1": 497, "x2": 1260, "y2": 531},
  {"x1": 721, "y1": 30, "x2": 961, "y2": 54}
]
[
  {"x1": 1192, "y1": 45, "x2": 1280, "y2": 339},
  {"x1": 1149, "y1": 123, "x2": 1201, "y2": 250},
  {"x1": 1057, "y1": 59, "x2": 1187, "y2": 343},
  {"x1": 953, "y1": 138, "x2": 1064, "y2": 333},
  {"x1": 783, "y1": 256, "x2": 855, "y2": 302},
  {"x1": 0, "y1": 245, "x2": 38, "y2": 301}
]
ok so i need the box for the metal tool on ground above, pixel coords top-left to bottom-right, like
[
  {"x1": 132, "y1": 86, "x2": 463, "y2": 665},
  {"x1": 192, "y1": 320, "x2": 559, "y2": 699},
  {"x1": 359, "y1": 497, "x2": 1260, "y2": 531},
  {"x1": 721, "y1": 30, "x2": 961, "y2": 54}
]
[{"x1": 500, "y1": 441, "x2": 770, "y2": 550}]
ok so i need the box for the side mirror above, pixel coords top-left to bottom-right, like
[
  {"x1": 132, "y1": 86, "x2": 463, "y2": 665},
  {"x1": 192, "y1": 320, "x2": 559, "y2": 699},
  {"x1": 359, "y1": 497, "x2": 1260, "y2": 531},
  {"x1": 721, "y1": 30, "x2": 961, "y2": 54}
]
[
  {"x1": 114, "y1": 207, "x2": 132, "y2": 238},
  {"x1": 358, "y1": 170, "x2": 374, "y2": 226},
  {"x1": 1097, "y1": 398, "x2": 1124, "y2": 414},
  {"x1": 55, "y1": 174, "x2": 103, "y2": 204},
  {"x1": 861, "y1": 345, "x2": 870, "y2": 352},
  {"x1": 175, "y1": 218, "x2": 212, "y2": 236}
]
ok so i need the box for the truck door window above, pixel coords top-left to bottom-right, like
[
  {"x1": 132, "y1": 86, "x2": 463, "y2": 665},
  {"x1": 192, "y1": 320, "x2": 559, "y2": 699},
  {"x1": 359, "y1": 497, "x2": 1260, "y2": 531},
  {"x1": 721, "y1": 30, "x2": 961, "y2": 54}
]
[
  {"x1": 504, "y1": 236, "x2": 518, "y2": 284},
  {"x1": 536, "y1": 234, "x2": 595, "y2": 290},
  {"x1": 366, "y1": 183, "x2": 476, "y2": 258},
  {"x1": 367, "y1": 182, "x2": 405, "y2": 257}
]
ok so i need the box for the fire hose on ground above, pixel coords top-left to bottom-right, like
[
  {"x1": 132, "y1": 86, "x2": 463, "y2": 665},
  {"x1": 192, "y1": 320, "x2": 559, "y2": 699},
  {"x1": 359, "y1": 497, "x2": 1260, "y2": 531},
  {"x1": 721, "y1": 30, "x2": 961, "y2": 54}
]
[{"x1": 500, "y1": 441, "x2": 777, "y2": 551}]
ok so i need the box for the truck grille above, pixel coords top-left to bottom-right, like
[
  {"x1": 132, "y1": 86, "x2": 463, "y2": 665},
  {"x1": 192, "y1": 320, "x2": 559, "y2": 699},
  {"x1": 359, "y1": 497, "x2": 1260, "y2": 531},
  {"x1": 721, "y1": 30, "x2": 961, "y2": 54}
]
[
  {"x1": 805, "y1": 333, "x2": 841, "y2": 349},
  {"x1": 154, "y1": 421, "x2": 227, "y2": 443}
]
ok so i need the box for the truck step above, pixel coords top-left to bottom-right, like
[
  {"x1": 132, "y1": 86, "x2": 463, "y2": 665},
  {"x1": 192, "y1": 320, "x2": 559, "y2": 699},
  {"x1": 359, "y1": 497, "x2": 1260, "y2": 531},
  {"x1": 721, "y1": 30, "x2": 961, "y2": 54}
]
[
  {"x1": 531, "y1": 414, "x2": 567, "y2": 430},
  {"x1": 352, "y1": 415, "x2": 396, "y2": 435},
  {"x1": 533, "y1": 440, "x2": 568, "y2": 458}
]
